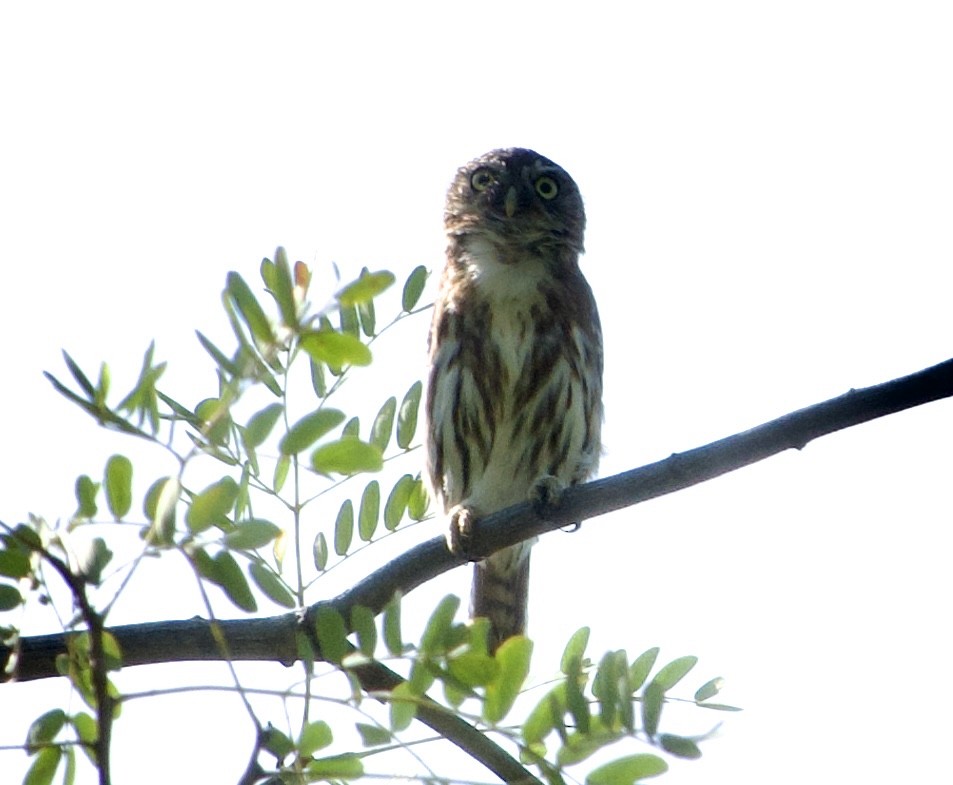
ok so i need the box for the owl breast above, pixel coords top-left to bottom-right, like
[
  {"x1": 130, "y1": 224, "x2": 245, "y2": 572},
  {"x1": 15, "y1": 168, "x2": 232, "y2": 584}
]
[{"x1": 427, "y1": 237, "x2": 598, "y2": 517}]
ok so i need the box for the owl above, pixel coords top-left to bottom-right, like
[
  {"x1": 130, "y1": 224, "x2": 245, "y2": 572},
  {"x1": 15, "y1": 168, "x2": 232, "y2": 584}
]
[{"x1": 426, "y1": 148, "x2": 603, "y2": 651}]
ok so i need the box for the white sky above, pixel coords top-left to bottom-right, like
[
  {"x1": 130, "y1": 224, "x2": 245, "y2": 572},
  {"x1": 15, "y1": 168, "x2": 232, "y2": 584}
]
[{"x1": 2, "y1": 2, "x2": 952, "y2": 784}]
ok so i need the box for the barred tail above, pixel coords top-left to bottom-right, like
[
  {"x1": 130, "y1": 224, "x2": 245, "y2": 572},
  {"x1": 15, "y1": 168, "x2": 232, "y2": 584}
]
[{"x1": 471, "y1": 544, "x2": 531, "y2": 652}]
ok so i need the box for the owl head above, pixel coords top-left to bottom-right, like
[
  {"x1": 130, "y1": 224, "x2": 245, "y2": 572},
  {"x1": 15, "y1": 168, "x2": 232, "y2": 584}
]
[{"x1": 444, "y1": 148, "x2": 586, "y2": 256}]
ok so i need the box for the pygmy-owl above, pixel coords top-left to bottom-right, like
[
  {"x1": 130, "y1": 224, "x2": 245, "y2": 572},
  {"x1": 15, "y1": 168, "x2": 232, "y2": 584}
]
[{"x1": 426, "y1": 148, "x2": 603, "y2": 650}]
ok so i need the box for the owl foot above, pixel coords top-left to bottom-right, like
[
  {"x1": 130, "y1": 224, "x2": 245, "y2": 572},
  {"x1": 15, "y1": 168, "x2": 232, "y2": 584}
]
[
  {"x1": 530, "y1": 474, "x2": 565, "y2": 510},
  {"x1": 447, "y1": 504, "x2": 477, "y2": 558},
  {"x1": 531, "y1": 474, "x2": 581, "y2": 531}
]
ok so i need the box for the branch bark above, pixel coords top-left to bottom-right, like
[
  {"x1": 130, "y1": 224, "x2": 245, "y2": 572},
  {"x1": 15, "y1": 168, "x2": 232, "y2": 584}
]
[
  {"x1": 5, "y1": 357, "x2": 953, "y2": 676},
  {"x1": 3, "y1": 356, "x2": 951, "y2": 782}
]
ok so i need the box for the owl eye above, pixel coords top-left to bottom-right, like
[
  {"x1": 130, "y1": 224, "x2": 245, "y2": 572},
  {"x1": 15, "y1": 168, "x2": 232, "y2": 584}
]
[
  {"x1": 534, "y1": 175, "x2": 559, "y2": 200},
  {"x1": 470, "y1": 169, "x2": 496, "y2": 192}
]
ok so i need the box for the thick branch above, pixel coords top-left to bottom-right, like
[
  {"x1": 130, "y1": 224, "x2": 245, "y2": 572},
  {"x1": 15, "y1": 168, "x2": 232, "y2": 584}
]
[
  {"x1": 5, "y1": 357, "x2": 952, "y2": 680},
  {"x1": 2, "y1": 357, "x2": 951, "y2": 782},
  {"x1": 330, "y1": 355, "x2": 953, "y2": 611}
]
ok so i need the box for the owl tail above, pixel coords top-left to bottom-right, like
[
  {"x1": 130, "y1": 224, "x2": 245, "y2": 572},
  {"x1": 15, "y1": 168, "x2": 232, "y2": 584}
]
[{"x1": 471, "y1": 543, "x2": 531, "y2": 652}]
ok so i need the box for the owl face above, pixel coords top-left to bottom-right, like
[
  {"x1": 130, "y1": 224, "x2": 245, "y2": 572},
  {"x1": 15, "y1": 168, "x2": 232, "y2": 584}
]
[{"x1": 444, "y1": 148, "x2": 586, "y2": 256}]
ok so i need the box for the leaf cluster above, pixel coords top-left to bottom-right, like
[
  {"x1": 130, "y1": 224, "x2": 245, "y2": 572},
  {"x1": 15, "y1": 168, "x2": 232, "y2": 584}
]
[{"x1": 0, "y1": 250, "x2": 736, "y2": 785}]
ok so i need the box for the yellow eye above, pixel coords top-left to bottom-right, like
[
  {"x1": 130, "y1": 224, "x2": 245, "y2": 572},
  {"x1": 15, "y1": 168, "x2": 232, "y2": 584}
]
[
  {"x1": 470, "y1": 168, "x2": 495, "y2": 191},
  {"x1": 534, "y1": 175, "x2": 559, "y2": 200}
]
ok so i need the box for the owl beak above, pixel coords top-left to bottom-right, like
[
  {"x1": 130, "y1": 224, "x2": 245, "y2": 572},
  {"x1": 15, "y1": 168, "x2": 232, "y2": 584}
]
[{"x1": 504, "y1": 186, "x2": 518, "y2": 218}]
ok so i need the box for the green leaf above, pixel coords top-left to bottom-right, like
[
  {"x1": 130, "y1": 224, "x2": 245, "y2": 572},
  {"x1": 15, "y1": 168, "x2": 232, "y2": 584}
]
[
  {"x1": 336, "y1": 269, "x2": 396, "y2": 306},
  {"x1": 355, "y1": 722, "x2": 391, "y2": 747},
  {"x1": 76, "y1": 537, "x2": 112, "y2": 585},
  {"x1": 186, "y1": 477, "x2": 239, "y2": 533},
  {"x1": 8, "y1": 524, "x2": 41, "y2": 550},
  {"x1": 306, "y1": 753, "x2": 364, "y2": 779},
  {"x1": 586, "y1": 754, "x2": 668, "y2": 785},
  {"x1": 561, "y1": 627, "x2": 590, "y2": 674},
  {"x1": 408, "y1": 659, "x2": 436, "y2": 696},
  {"x1": 143, "y1": 476, "x2": 178, "y2": 544},
  {"x1": 557, "y1": 720, "x2": 620, "y2": 766},
  {"x1": 100, "y1": 630, "x2": 123, "y2": 671},
  {"x1": 279, "y1": 408, "x2": 345, "y2": 455},
  {"x1": 659, "y1": 733, "x2": 702, "y2": 759},
  {"x1": 641, "y1": 682, "x2": 664, "y2": 738},
  {"x1": 448, "y1": 650, "x2": 499, "y2": 689},
  {"x1": 339, "y1": 303, "x2": 359, "y2": 338},
  {"x1": 103, "y1": 454, "x2": 133, "y2": 519},
  {"x1": 370, "y1": 396, "x2": 396, "y2": 452},
  {"x1": 226, "y1": 271, "x2": 275, "y2": 346},
  {"x1": 314, "y1": 607, "x2": 348, "y2": 664},
  {"x1": 235, "y1": 463, "x2": 251, "y2": 520},
  {"x1": 565, "y1": 652, "x2": 591, "y2": 735},
  {"x1": 96, "y1": 361, "x2": 111, "y2": 402},
  {"x1": 311, "y1": 438, "x2": 383, "y2": 476},
  {"x1": 694, "y1": 676, "x2": 724, "y2": 703},
  {"x1": 116, "y1": 342, "x2": 165, "y2": 432},
  {"x1": 0, "y1": 584, "x2": 23, "y2": 610},
  {"x1": 261, "y1": 724, "x2": 294, "y2": 760},
  {"x1": 396, "y1": 381, "x2": 422, "y2": 449},
  {"x1": 592, "y1": 649, "x2": 625, "y2": 729},
  {"x1": 313, "y1": 532, "x2": 329, "y2": 571},
  {"x1": 71, "y1": 712, "x2": 97, "y2": 765},
  {"x1": 24, "y1": 745, "x2": 61, "y2": 785},
  {"x1": 357, "y1": 298, "x2": 376, "y2": 337},
  {"x1": 195, "y1": 397, "x2": 232, "y2": 445},
  {"x1": 389, "y1": 681, "x2": 417, "y2": 731},
  {"x1": 213, "y1": 551, "x2": 257, "y2": 612},
  {"x1": 64, "y1": 748, "x2": 77, "y2": 784},
  {"x1": 248, "y1": 562, "x2": 295, "y2": 608},
  {"x1": 225, "y1": 519, "x2": 281, "y2": 550},
  {"x1": 402, "y1": 265, "x2": 427, "y2": 312},
  {"x1": 74, "y1": 475, "x2": 98, "y2": 519},
  {"x1": 629, "y1": 647, "x2": 659, "y2": 691},
  {"x1": 358, "y1": 481, "x2": 380, "y2": 541},
  {"x1": 444, "y1": 680, "x2": 467, "y2": 709},
  {"x1": 190, "y1": 547, "x2": 218, "y2": 582},
  {"x1": 384, "y1": 474, "x2": 414, "y2": 530},
  {"x1": 420, "y1": 595, "x2": 460, "y2": 654},
  {"x1": 298, "y1": 720, "x2": 333, "y2": 757},
  {"x1": 156, "y1": 390, "x2": 200, "y2": 425},
  {"x1": 26, "y1": 709, "x2": 67, "y2": 752},
  {"x1": 61, "y1": 350, "x2": 95, "y2": 397},
  {"x1": 244, "y1": 403, "x2": 284, "y2": 448},
  {"x1": 268, "y1": 248, "x2": 297, "y2": 327},
  {"x1": 300, "y1": 330, "x2": 371, "y2": 367},
  {"x1": 383, "y1": 594, "x2": 403, "y2": 655},
  {"x1": 195, "y1": 331, "x2": 240, "y2": 377},
  {"x1": 0, "y1": 549, "x2": 31, "y2": 579},
  {"x1": 342, "y1": 416, "x2": 360, "y2": 438},
  {"x1": 310, "y1": 357, "x2": 327, "y2": 397},
  {"x1": 334, "y1": 499, "x2": 354, "y2": 556},
  {"x1": 696, "y1": 701, "x2": 743, "y2": 712},
  {"x1": 407, "y1": 476, "x2": 429, "y2": 520},
  {"x1": 523, "y1": 684, "x2": 565, "y2": 745},
  {"x1": 351, "y1": 605, "x2": 377, "y2": 657},
  {"x1": 484, "y1": 636, "x2": 533, "y2": 724},
  {"x1": 651, "y1": 655, "x2": 698, "y2": 691},
  {"x1": 260, "y1": 257, "x2": 277, "y2": 291},
  {"x1": 274, "y1": 454, "x2": 290, "y2": 493}
]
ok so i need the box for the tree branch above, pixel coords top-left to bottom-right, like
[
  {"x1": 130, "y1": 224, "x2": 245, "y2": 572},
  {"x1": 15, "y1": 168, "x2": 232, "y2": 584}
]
[
  {"x1": 328, "y1": 355, "x2": 953, "y2": 612},
  {"x1": 3, "y1": 356, "x2": 951, "y2": 782},
  {"x1": 6, "y1": 357, "x2": 952, "y2": 678}
]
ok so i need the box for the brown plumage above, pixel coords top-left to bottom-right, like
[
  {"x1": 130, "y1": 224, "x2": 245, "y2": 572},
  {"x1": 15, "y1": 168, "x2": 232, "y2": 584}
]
[{"x1": 426, "y1": 148, "x2": 603, "y2": 651}]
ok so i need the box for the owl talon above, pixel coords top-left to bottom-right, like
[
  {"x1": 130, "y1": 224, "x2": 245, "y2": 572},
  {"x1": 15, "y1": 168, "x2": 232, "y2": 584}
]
[
  {"x1": 530, "y1": 474, "x2": 565, "y2": 511},
  {"x1": 447, "y1": 504, "x2": 477, "y2": 558},
  {"x1": 532, "y1": 475, "x2": 581, "y2": 531}
]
